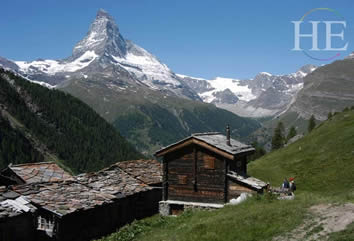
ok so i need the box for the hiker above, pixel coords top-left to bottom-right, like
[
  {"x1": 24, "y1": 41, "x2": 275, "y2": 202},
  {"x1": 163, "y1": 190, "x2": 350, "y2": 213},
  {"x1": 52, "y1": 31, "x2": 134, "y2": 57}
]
[
  {"x1": 289, "y1": 178, "x2": 296, "y2": 192},
  {"x1": 282, "y1": 178, "x2": 289, "y2": 189}
]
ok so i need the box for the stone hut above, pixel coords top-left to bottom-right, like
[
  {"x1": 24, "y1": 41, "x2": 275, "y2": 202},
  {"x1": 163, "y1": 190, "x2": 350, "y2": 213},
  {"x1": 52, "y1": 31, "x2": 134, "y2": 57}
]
[
  {"x1": 12, "y1": 180, "x2": 118, "y2": 241},
  {"x1": 155, "y1": 130, "x2": 267, "y2": 215},
  {"x1": 1, "y1": 160, "x2": 162, "y2": 241},
  {"x1": 76, "y1": 162, "x2": 161, "y2": 221}
]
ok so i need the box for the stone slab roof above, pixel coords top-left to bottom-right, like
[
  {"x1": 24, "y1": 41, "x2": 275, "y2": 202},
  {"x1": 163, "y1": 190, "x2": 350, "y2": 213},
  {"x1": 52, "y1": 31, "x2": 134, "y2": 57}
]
[
  {"x1": 12, "y1": 181, "x2": 115, "y2": 217},
  {"x1": 76, "y1": 164, "x2": 152, "y2": 197},
  {"x1": 0, "y1": 186, "x2": 36, "y2": 219},
  {"x1": 8, "y1": 162, "x2": 73, "y2": 184},
  {"x1": 115, "y1": 160, "x2": 162, "y2": 185},
  {"x1": 227, "y1": 171, "x2": 267, "y2": 191},
  {"x1": 155, "y1": 133, "x2": 255, "y2": 159}
]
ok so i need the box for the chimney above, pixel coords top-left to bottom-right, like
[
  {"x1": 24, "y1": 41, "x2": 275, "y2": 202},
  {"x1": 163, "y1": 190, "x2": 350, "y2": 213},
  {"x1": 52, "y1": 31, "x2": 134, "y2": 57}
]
[{"x1": 226, "y1": 125, "x2": 231, "y2": 146}]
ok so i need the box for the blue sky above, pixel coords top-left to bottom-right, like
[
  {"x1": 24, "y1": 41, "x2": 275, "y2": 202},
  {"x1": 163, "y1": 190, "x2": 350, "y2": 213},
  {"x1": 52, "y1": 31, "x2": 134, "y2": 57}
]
[{"x1": 1, "y1": 0, "x2": 354, "y2": 79}]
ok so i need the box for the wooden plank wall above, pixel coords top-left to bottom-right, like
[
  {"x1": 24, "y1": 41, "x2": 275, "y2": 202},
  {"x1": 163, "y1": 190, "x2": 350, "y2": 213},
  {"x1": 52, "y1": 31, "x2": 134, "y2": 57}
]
[{"x1": 166, "y1": 145, "x2": 226, "y2": 203}]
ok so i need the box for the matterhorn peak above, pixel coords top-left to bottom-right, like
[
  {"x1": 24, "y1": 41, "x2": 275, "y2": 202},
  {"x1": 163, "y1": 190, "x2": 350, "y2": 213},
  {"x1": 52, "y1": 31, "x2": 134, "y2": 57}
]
[
  {"x1": 96, "y1": 8, "x2": 110, "y2": 18},
  {"x1": 72, "y1": 9, "x2": 127, "y2": 59}
]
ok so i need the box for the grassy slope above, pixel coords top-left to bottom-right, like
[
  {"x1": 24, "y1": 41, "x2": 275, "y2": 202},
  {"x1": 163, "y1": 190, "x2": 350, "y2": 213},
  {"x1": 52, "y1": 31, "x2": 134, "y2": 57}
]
[
  {"x1": 97, "y1": 110, "x2": 354, "y2": 241},
  {"x1": 248, "y1": 109, "x2": 354, "y2": 200}
]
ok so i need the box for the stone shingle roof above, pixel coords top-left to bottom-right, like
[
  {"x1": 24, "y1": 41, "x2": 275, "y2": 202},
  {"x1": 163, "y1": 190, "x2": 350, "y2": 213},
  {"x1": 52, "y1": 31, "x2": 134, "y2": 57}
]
[
  {"x1": 0, "y1": 186, "x2": 36, "y2": 219},
  {"x1": 8, "y1": 162, "x2": 73, "y2": 184},
  {"x1": 12, "y1": 181, "x2": 115, "y2": 217},
  {"x1": 115, "y1": 160, "x2": 162, "y2": 185},
  {"x1": 155, "y1": 132, "x2": 255, "y2": 158},
  {"x1": 76, "y1": 164, "x2": 152, "y2": 197},
  {"x1": 227, "y1": 171, "x2": 267, "y2": 191},
  {"x1": 193, "y1": 133, "x2": 254, "y2": 155},
  {"x1": 6, "y1": 160, "x2": 158, "y2": 217}
]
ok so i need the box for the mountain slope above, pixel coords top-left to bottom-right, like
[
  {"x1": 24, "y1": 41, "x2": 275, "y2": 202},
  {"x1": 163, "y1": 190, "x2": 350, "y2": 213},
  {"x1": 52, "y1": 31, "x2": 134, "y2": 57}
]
[
  {"x1": 59, "y1": 77, "x2": 260, "y2": 154},
  {"x1": 265, "y1": 57, "x2": 354, "y2": 137},
  {"x1": 0, "y1": 68, "x2": 142, "y2": 173},
  {"x1": 0, "y1": 115, "x2": 44, "y2": 168},
  {"x1": 287, "y1": 58, "x2": 354, "y2": 121}
]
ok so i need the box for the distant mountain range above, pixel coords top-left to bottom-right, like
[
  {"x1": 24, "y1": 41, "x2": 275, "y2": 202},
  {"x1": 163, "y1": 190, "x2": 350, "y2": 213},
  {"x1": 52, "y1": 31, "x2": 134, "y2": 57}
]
[
  {"x1": 1, "y1": 9, "x2": 354, "y2": 154},
  {"x1": 178, "y1": 64, "x2": 316, "y2": 118}
]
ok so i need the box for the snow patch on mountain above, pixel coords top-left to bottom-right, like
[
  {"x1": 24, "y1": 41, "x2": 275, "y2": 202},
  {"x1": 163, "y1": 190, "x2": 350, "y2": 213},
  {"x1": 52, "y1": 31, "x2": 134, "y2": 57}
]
[
  {"x1": 176, "y1": 74, "x2": 207, "y2": 81},
  {"x1": 16, "y1": 51, "x2": 98, "y2": 75},
  {"x1": 111, "y1": 42, "x2": 180, "y2": 89},
  {"x1": 200, "y1": 77, "x2": 256, "y2": 102}
]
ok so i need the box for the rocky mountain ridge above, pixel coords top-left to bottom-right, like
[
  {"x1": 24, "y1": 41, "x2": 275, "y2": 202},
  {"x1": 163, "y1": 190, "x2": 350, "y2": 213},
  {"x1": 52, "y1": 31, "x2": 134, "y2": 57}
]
[{"x1": 178, "y1": 64, "x2": 316, "y2": 118}]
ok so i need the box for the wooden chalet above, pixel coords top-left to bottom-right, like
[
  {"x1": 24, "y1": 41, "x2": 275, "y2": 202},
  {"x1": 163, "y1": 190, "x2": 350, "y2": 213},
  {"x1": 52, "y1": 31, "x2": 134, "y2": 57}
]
[{"x1": 155, "y1": 127, "x2": 267, "y2": 215}]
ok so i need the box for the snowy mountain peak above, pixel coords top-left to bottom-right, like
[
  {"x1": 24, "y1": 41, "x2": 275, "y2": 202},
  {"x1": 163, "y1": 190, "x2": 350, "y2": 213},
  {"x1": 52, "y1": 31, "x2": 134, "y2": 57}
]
[
  {"x1": 298, "y1": 64, "x2": 316, "y2": 74},
  {"x1": 72, "y1": 9, "x2": 127, "y2": 59},
  {"x1": 259, "y1": 72, "x2": 272, "y2": 76},
  {"x1": 96, "y1": 8, "x2": 110, "y2": 18}
]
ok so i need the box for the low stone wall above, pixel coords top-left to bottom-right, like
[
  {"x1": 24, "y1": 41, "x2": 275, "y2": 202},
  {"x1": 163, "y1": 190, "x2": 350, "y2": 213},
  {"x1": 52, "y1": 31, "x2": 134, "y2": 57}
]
[{"x1": 159, "y1": 200, "x2": 224, "y2": 216}]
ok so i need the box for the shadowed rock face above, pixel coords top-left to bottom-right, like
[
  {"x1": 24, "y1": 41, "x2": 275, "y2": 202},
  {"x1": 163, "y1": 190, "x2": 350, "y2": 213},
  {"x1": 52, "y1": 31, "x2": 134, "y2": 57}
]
[
  {"x1": 0, "y1": 57, "x2": 19, "y2": 71},
  {"x1": 211, "y1": 89, "x2": 239, "y2": 104},
  {"x1": 72, "y1": 9, "x2": 127, "y2": 59}
]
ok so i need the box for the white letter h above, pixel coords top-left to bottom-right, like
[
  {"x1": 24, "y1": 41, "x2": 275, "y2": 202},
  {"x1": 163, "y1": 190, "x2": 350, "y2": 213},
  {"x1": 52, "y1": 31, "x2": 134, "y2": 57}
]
[{"x1": 292, "y1": 21, "x2": 320, "y2": 51}]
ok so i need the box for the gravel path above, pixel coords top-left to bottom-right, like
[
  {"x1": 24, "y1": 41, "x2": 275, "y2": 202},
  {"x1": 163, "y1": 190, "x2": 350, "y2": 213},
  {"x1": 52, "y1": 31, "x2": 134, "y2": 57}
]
[{"x1": 273, "y1": 203, "x2": 354, "y2": 241}]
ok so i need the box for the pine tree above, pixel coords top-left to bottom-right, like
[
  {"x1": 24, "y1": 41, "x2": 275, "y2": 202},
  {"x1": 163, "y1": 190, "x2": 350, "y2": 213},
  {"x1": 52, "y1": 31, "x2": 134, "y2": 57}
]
[
  {"x1": 248, "y1": 141, "x2": 266, "y2": 162},
  {"x1": 327, "y1": 112, "x2": 333, "y2": 120},
  {"x1": 287, "y1": 126, "x2": 297, "y2": 141},
  {"x1": 272, "y1": 122, "x2": 285, "y2": 150},
  {"x1": 308, "y1": 115, "x2": 316, "y2": 133}
]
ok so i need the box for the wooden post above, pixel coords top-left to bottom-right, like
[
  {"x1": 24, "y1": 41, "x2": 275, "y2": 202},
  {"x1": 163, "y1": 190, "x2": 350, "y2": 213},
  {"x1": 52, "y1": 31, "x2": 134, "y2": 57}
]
[
  {"x1": 193, "y1": 145, "x2": 197, "y2": 191},
  {"x1": 224, "y1": 158, "x2": 229, "y2": 203},
  {"x1": 162, "y1": 157, "x2": 168, "y2": 201}
]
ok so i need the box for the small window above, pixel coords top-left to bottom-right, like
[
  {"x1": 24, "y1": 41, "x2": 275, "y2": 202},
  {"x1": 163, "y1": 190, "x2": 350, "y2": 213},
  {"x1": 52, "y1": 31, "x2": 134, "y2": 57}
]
[
  {"x1": 204, "y1": 156, "x2": 215, "y2": 169},
  {"x1": 37, "y1": 216, "x2": 54, "y2": 233},
  {"x1": 236, "y1": 161, "x2": 242, "y2": 168},
  {"x1": 178, "y1": 175, "x2": 188, "y2": 184}
]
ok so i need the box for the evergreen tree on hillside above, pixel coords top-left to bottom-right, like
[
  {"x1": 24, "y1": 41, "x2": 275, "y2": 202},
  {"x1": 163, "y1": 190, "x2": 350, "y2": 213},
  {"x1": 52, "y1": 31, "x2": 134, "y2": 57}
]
[
  {"x1": 286, "y1": 126, "x2": 297, "y2": 142},
  {"x1": 308, "y1": 115, "x2": 316, "y2": 133},
  {"x1": 0, "y1": 69, "x2": 143, "y2": 173},
  {"x1": 272, "y1": 122, "x2": 285, "y2": 150},
  {"x1": 248, "y1": 140, "x2": 266, "y2": 163}
]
